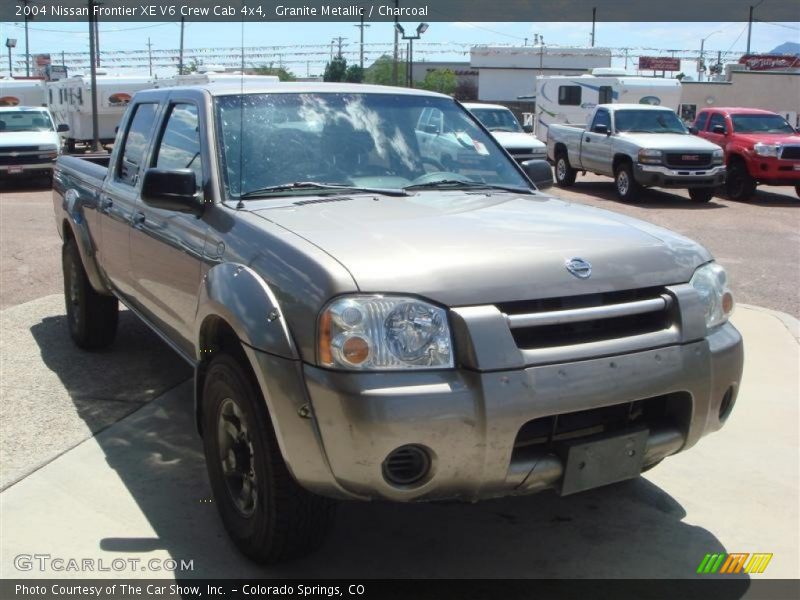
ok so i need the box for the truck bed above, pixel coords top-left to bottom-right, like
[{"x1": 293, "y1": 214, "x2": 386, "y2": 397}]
[{"x1": 55, "y1": 155, "x2": 109, "y2": 191}]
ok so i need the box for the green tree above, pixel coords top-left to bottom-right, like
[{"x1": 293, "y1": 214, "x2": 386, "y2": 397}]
[
  {"x1": 345, "y1": 64, "x2": 364, "y2": 83},
  {"x1": 324, "y1": 56, "x2": 348, "y2": 82},
  {"x1": 420, "y1": 69, "x2": 458, "y2": 95},
  {"x1": 364, "y1": 55, "x2": 407, "y2": 87},
  {"x1": 253, "y1": 64, "x2": 296, "y2": 81}
]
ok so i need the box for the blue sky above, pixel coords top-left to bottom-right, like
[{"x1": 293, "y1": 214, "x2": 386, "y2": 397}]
[{"x1": 1, "y1": 20, "x2": 797, "y2": 77}]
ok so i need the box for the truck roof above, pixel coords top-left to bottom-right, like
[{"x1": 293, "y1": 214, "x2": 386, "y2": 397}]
[
  {"x1": 143, "y1": 81, "x2": 450, "y2": 98},
  {"x1": 0, "y1": 105, "x2": 50, "y2": 112},
  {"x1": 462, "y1": 102, "x2": 511, "y2": 111},
  {"x1": 598, "y1": 103, "x2": 675, "y2": 111},
  {"x1": 698, "y1": 107, "x2": 779, "y2": 116}
]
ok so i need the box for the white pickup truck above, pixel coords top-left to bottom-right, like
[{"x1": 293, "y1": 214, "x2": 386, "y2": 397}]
[
  {"x1": 547, "y1": 104, "x2": 726, "y2": 202},
  {"x1": 0, "y1": 106, "x2": 68, "y2": 184}
]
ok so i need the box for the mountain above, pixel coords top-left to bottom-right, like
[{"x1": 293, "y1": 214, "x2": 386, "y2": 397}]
[{"x1": 768, "y1": 42, "x2": 800, "y2": 56}]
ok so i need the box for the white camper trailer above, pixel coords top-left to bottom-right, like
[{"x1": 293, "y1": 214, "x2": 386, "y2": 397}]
[
  {"x1": 151, "y1": 72, "x2": 280, "y2": 88},
  {"x1": 0, "y1": 78, "x2": 47, "y2": 108},
  {"x1": 534, "y1": 69, "x2": 682, "y2": 142},
  {"x1": 46, "y1": 74, "x2": 153, "y2": 150}
]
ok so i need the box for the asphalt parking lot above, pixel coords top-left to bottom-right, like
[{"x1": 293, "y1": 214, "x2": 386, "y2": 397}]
[{"x1": 0, "y1": 176, "x2": 798, "y2": 584}]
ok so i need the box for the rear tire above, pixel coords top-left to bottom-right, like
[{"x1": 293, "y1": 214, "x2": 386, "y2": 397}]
[
  {"x1": 614, "y1": 162, "x2": 642, "y2": 202},
  {"x1": 795, "y1": 185, "x2": 799, "y2": 199},
  {"x1": 554, "y1": 153, "x2": 577, "y2": 187},
  {"x1": 62, "y1": 237, "x2": 118, "y2": 350},
  {"x1": 726, "y1": 161, "x2": 756, "y2": 201},
  {"x1": 688, "y1": 188, "x2": 714, "y2": 203},
  {"x1": 202, "y1": 354, "x2": 335, "y2": 564}
]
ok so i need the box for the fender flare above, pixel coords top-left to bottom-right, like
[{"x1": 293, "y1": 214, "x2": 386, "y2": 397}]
[
  {"x1": 61, "y1": 187, "x2": 112, "y2": 295},
  {"x1": 194, "y1": 262, "x2": 299, "y2": 362}
]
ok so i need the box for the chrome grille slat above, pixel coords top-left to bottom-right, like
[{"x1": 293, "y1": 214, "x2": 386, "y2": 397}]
[{"x1": 504, "y1": 295, "x2": 672, "y2": 329}]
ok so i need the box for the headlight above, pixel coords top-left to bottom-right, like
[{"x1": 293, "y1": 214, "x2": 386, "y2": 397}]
[
  {"x1": 753, "y1": 142, "x2": 779, "y2": 157},
  {"x1": 690, "y1": 263, "x2": 734, "y2": 329},
  {"x1": 712, "y1": 148, "x2": 724, "y2": 164},
  {"x1": 318, "y1": 295, "x2": 453, "y2": 370},
  {"x1": 638, "y1": 149, "x2": 663, "y2": 164}
]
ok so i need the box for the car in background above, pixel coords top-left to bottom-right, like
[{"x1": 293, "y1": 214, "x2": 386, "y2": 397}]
[
  {"x1": 690, "y1": 107, "x2": 800, "y2": 200},
  {"x1": 0, "y1": 106, "x2": 68, "y2": 184},
  {"x1": 463, "y1": 102, "x2": 547, "y2": 163}
]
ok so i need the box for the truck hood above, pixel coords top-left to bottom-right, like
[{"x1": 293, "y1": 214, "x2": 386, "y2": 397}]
[
  {"x1": 249, "y1": 192, "x2": 710, "y2": 306},
  {"x1": 616, "y1": 132, "x2": 721, "y2": 151},
  {"x1": 728, "y1": 133, "x2": 800, "y2": 147},
  {"x1": 490, "y1": 131, "x2": 546, "y2": 150},
  {"x1": 0, "y1": 130, "x2": 60, "y2": 149}
]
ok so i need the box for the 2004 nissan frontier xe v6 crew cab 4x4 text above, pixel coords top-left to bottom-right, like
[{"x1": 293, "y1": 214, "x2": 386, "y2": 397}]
[{"x1": 53, "y1": 83, "x2": 743, "y2": 563}]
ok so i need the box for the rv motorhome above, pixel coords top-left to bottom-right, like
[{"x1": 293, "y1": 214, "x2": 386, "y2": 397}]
[
  {"x1": 0, "y1": 78, "x2": 47, "y2": 108},
  {"x1": 46, "y1": 74, "x2": 153, "y2": 150},
  {"x1": 534, "y1": 69, "x2": 682, "y2": 143}
]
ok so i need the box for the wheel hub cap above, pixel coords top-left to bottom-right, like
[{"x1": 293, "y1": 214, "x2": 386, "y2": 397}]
[
  {"x1": 618, "y1": 171, "x2": 629, "y2": 195},
  {"x1": 217, "y1": 398, "x2": 258, "y2": 517}
]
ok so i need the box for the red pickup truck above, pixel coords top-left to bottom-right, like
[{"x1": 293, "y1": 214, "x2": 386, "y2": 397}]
[{"x1": 690, "y1": 107, "x2": 800, "y2": 200}]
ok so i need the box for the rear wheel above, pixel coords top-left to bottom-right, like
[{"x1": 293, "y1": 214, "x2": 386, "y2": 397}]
[
  {"x1": 688, "y1": 188, "x2": 714, "y2": 203},
  {"x1": 614, "y1": 162, "x2": 642, "y2": 202},
  {"x1": 554, "y1": 153, "x2": 577, "y2": 187},
  {"x1": 202, "y1": 354, "x2": 335, "y2": 564},
  {"x1": 62, "y1": 237, "x2": 118, "y2": 350},
  {"x1": 726, "y1": 161, "x2": 756, "y2": 201}
]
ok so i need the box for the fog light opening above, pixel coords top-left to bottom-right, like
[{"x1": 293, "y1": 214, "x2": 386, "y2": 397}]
[
  {"x1": 382, "y1": 445, "x2": 431, "y2": 487},
  {"x1": 719, "y1": 387, "x2": 735, "y2": 422}
]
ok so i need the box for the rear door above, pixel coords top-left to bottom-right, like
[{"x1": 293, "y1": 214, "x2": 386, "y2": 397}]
[
  {"x1": 129, "y1": 98, "x2": 208, "y2": 355},
  {"x1": 98, "y1": 101, "x2": 159, "y2": 299}
]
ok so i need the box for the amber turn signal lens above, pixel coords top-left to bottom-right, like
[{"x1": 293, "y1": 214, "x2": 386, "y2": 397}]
[
  {"x1": 342, "y1": 336, "x2": 370, "y2": 365},
  {"x1": 318, "y1": 311, "x2": 333, "y2": 366},
  {"x1": 722, "y1": 292, "x2": 734, "y2": 315}
]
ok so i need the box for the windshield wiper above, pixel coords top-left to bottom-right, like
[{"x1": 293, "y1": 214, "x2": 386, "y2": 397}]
[
  {"x1": 403, "y1": 179, "x2": 533, "y2": 194},
  {"x1": 239, "y1": 181, "x2": 408, "y2": 199}
]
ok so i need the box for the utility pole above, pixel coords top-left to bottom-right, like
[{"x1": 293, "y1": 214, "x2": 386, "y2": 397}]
[
  {"x1": 746, "y1": 1, "x2": 763, "y2": 55},
  {"x1": 333, "y1": 36, "x2": 346, "y2": 58},
  {"x1": 93, "y1": 12, "x2": 100, "y2": 67},
  {"x1": 87, "y1": 0, "x2": 100, "y2": 151},
  {"x1": 18, "y1": 0, "x2": 32, "y2": 77},
  {"x1": 590, "y1": 7, "x2": 596, "y2": 47},
  {"x1": 178, "y1": 16, "x2": 185, "y2": 74},
  {"x1": 355, "y1": 14, "x2": 370, "y2": 68},
  {"x1": 392, "y1": 0, "x2": 399, "y2": 85},
  {"x1": 147, "y1": 37, "x2": 153, "y2": 77}
]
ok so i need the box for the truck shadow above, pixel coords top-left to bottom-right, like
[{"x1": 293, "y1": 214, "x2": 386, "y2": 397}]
[
  {"x1": 29, "y1": 312, "x2": 748, "y2": 591},
  {"x1": 560, "y1": 181, "x2": 726, "y2": 209},
  {"x1": 0, "y1": 177, "x2": 52, "y2": 193},
  {"x1": 729, "y1": 189, "x2": 800, "y2": 208}
]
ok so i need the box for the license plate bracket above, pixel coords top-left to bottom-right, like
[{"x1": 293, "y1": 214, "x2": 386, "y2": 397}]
[
  {"x1": 558, "y1": 428, "x2": 648, "y2": 496},
  {"x1": 8, "y1": 167, "x2": 23, "y2": 174}
]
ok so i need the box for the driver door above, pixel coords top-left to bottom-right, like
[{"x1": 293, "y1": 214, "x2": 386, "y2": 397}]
[{"x1": 581, "y1": 108, "x2": 613, "y2": 174}]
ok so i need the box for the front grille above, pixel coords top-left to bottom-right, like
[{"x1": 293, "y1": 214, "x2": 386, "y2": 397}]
[
  {"x1": 513, "y1": 392, "x2": 691, "y2": 451},
  {"x1": 509, "y1": 148, "x2": 536, "y2": 155},
  {"x1": 498, "y1": 287, "x2": 674, "y2": 351},
  {"x1": 0, "y1": 154, "x2": 53, "y2": 166},
  {"x1": 664, "y1": 153, "x2": 712, "y2": 168},
  {"x1": 780, "y1": 145, "x2": 800, "y2": 160}
]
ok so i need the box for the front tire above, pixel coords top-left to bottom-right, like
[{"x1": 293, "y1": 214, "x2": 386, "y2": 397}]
[
  {"x1": 726, "y1": 161, "x2": 756, "y2": 201},
  {"x1": 62, "y1": 238, "x2": 118, "y2": 350},
  {"x1": 554, "y1": 153, "x2": 577, "y2": 187},
  {"x1": 202, "y1": 354, "x2": 335, "y2": 564},
  {"x1": 688, "y1": 188, "x2": 714, "y2": 203},
  {"x1": 614, "y1": 162, "x2": 642, "y2": 202}
]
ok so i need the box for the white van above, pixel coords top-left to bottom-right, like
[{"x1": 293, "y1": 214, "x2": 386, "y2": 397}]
[{"x1": 534, "y1": 69, "x2": 682, "y2": 143}]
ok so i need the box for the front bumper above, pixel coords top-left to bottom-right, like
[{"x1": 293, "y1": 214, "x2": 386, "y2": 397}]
[
  {"x1": 634, "y1": 163, "x2": 726, "y2": 188},
  {"x1": 745, "y1": 156, "x2": 800, "y2": 185},
  {"x1": 0, "y1": 162, "x2": 55, "y2": 176},
  {"x1": 297, "y1": 321, "x2": 743, "y2": 502}
]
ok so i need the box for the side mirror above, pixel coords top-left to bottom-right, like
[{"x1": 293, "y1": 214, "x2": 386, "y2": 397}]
[
  {"x1": 57, "y1": 124, "x2": 69, "y2": 132},
  {"x1": 140, "y1": 168, "x2": 203, "y2": 214},
  {"x1": 522, "y1": 124, "x2": 534, "y2": 134},
  {"x1": 688, "y1": 126, "x2": 698, "y2": 134},
  {"x1": 423, "y1": 123, "x2": 440, "y2": 134},
  {"x1": 711, "y1": 124, "x2": 726, "y2": 135},
  {"x1": 593, "y1": 124, "x2": 609, "y2": 135},
  {"x1": 521, "y1": 159, "x2": 553, "y2": 191}
]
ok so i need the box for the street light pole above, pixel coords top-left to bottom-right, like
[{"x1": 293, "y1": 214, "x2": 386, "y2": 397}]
[
  {"x1": 5, "y1": 39, "x2": 16, "y2": 77},
  {"x1": 396, "y1": 22, "x2": 428, "y2": 89},
  {"x1": 18, "y1": 0, "x2": 32, "y2": 77},
  {"x1": 698, "y1": 30, "x2": 721, "y2": 82}
]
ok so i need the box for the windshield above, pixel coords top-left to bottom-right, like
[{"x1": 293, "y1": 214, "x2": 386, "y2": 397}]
[
  {"x1": 615, "y1": 109, "x2": 687, "y2": 134},
  {"x1": 469, "y1": 107, "x2": 523, "y2": 133},
  {"x1": 731, "y1": 114, "x2": 794, "y2": 134},
  {"x1": 0, "y1": 110, "x2": 55, "y2": 133},
  {"x1": 215, "y1": 93, "x2": 529, "y2": 197}
]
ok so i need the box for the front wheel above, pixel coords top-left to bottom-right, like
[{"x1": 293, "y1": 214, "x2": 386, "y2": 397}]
[
  {"x1": 614, "y1": 162, "x2": 642, "y2": 202},
  {"x1": 554, "y1": 153, "x2": 577, "y2": 187},
  {"x1": 202, "y1": 354, "x2": 335, "y2": 564},
  {"x1": 62, "y1": 238, "x2": 118, "y2": 350},
  {"x1": 726, "y1": 162, "x2": 756, "y2": 201},
  {"x1": 688, "y1": 188, "x2": 714, "y2": 203}
]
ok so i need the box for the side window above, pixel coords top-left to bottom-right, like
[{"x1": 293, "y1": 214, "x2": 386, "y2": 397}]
[
  {"x1": 116, "y1": 103, "x2": 158, "y2": 187},
  {"x1": 416, "y1": 107, "x2": 432, "y2": 131},
  {"x1": 598, "y1": 85, "x2": 613, "y2": 104},
  {"x1": 694, "y1": 112, "x2": 710, "y2": 131},
  {"x1": 558, "y1": 85, "x2": 582, "y2": 106},
  {"x1": 709, "y1": 113, "x2": 726, "y2": 133},
  {"x1": 591, "y1": 109, "x2": 611, "y2": 132},
  {"x1": 153, "y1": 103, "x2": 203, "y2": 188}
]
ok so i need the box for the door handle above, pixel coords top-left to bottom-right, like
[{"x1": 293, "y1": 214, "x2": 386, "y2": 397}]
[
  {"x1": 584, "y1": 137, "x2": 591, "y2": 143},
  {"x1": 132, "y1": 212, "x2": 146, "y2": 228},
  {"x1": 99, "y1": 197, "x2": 113, "y2": 213}
]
